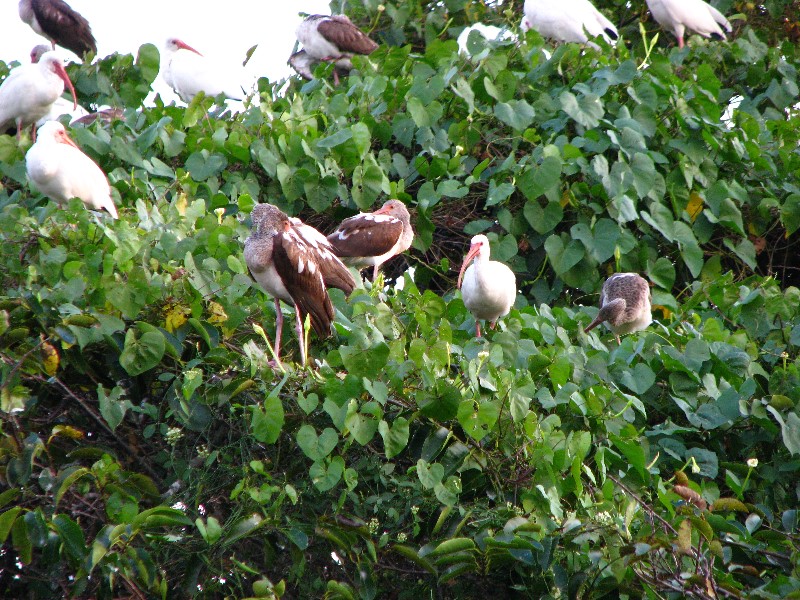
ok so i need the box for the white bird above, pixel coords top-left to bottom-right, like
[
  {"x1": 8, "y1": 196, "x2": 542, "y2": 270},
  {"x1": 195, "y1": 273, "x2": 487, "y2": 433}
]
[
  {"x1": 295, "y1": 15, "x2": 378, "y2": 84},
  {"x1": 161, "y1": 38, "x2": 247, "y2": 103},
  {"x1": 30, "y1": 45, "x2": 89, "y2": 127},
  {"x1": 584, "y1": 273, "x2": 652, "y2": 343},
  {"x1": 25, "y1": 120, "x2": 118, "y2": 218},
  {"x1": 645, "y1": 0, "x2": 732, "y2": 48},
  {"x1": 457, "y1": 234, "x2": 517, "y2": 338},
  {"x1": 0, "y1": 51, "x2": 76, "y2": 139},
  {"x1": 326, "y1": 200, "x2": 414, "y2": 281},
  {"x1": 244, "y1": 204, "x2": 356, "y2": 366},
  {"x1": 520, "y1": 0, "x2": 618, "y2": 49},
  {"x1": 18, "y1": 0, "x2": 96, "y2": 58}
]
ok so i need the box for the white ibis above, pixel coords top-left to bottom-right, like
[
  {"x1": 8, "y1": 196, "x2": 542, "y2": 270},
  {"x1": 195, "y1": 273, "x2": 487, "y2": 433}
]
[
  {"x1": 0, "y1": 51, "x2": 76, "y2": 139},
  {"x1": 18, "y1": 0, "x2": 97, "y2": 58},
  {"x1": 326, "y1": 199, "x2": 414, "y2": 281},
  {"x1": 584, "y1": 273, "x2": 652, "y2": 343},
  {"x1": 25, "y1": 121, "x2": 118, "y2": 218},
  {"x1": 244, "y1": 203, "x2": 356, "y2": 366},
  {"x1": 29, "y1": 45, "x2": 89, "y2": 127},
  {"x1": 520, "y1": 0, "x2": 618, "y2": 49},
  {"x1": 288, "y1": 50, "x2": 353, "y2": 82},
  {"x1": 457, "y1": 234, "x2": 517, "y2": 338},
  {"x1": 295, "y1": 15, "x2": 378, "y2": 84},
  {"x1": 645, "y1": 0, "x2": 732, "y2": 48},
  {"x1": 161, "y1": 38, "x2": 246, "y2": 103}
]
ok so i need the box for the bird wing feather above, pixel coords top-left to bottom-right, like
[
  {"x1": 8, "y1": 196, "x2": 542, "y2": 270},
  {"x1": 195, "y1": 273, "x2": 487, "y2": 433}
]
[
  {"x1": 318, "y1": 17, "x2": 378, "y2": 55},
  {"x1": 327, "y1": 214, "x2": 404, "y2": 258},
  {"x1": 31, "y1": 0, "x2": 96, "y2": 56}
]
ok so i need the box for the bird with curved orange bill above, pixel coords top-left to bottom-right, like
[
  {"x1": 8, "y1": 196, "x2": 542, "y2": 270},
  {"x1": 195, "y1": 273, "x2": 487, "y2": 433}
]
[
  {"x1": 457, "y1": 234, "x2": 517, "y2": 338},
  {"x1": 0, "y1": 50, "x2": 76, "y2": 140},
  {"x1": 161, "y1": 38, "x2": 247, "y2": 103},
  {"x1": 584, "y1": 273, "x2": 653, "y2": 343},
  {"x1": 244, "y1": 203, "x2": 356, "y2": 367},
  {"x1": 25, "y1": 120, "x2": 119, "y2": 218}
]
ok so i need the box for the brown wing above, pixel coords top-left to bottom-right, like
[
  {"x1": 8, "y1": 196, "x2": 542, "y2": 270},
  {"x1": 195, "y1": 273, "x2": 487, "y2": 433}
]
[
  {"x1": 602, "y1": 274, "x2": 650, "y2": 321},
  {"x1": 32, "y1": 0, "x2": 96, "y2": 56},
  {"x1": 318, "y1": 16, "x2": 378, "y2": 55},
  {"x1": 294, "y1": 222, "x2": 357, "y2": 294},
  {"x1": 327, "y1": 214, "x2": 404, "y2": 258},
  {"x1": 272, "y1": 229, "x2": 335, "y2": 339}
]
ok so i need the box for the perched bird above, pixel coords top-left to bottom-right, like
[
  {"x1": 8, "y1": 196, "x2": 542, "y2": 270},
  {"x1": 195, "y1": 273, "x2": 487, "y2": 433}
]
[
  {"x1": 520, "y1": 0, "x2": 618, "y2": 49},
  {"x1": 288, "y1": 49, "x2": 353, "y2": 82},
  {"x1": 244, "y1": 204, "x2": 356, "y2": 366},
  {"x1": 584, "y1": 273, "x2": 652, "y2": 343},
  {"x1": 457, "y1": 235, "x2": 517, "y2": 338},
  {"x1": 18, "y1": 0, "x2": 97, "y2": 58},
  {"x1": 25, "y1": 120, "x2": 118, "y2": 218},
  {"x1": 645, "y1": 0, "x2": 732, "y2": 48},
  {"x1": 295, "y1": 14, "x2": 378, "y2": 84},
  {"x1": 29, "y1": 44, "x2": 89, "y2": 126},
  {"x1": 326, "y1": 199, "x2": 414, "y2": 281},
  {"x1": 0, "y1": 51, "x2": 76, "y2": 139},
  {"x1": 161, "y1": 38, "x2": 246, "y2": 103}
]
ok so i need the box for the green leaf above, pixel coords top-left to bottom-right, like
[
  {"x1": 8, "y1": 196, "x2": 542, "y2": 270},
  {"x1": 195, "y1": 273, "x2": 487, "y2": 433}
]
[
  {"x1": 619, "y1": 363, "x2": 655, "y2": 395},
  {"x1": 251, "y1": 391, "x2": 285, "y2": 444},
  {"x1": 340, "y1": 342, "x2": 389, "y2": 378},
  {"x1": 0, "y1": 507, "x2": 21, "y2": 544},
  {"x1": 296, "y1": 426, "x2": 339, "y2": 461},
  {"x1": 766, "y1": 407, "x2": 800, "y2": 456},
  {"x1": 560, "y1": 91, "x2": 604, "y2": 129},
  {"x1": 119, "y1": 328, "x2": 166, "y2": 376},
  {"x1": 309, "y1": 456, "x2": 345, "y2": 491},
  {"x1": 378, "y1": 417, "x2": 409, "y2": 458},
  {"x1": 98, "y1": 385, "x2": 132, "y2": 431},
  {"x1": 52, "y1": 514, "x2": 88, "y2": 562}
]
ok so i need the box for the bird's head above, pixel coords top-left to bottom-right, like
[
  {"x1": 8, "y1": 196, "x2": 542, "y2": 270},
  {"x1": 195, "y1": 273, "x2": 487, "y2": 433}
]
[
  {"x1": 30, "y1": 44, "x2": 51, "y2": 64},
  {"x1": 165, "y1": 38, "x2": 203, "y2": 56},
  {"x1": 457, "y1": 234, "x2": 490, "y2": 289},
  {"x1": 250, "y1": 203, "x2": 287, "y2": 235},
  {"x1": 41, "y1": 52, "x2": 77, "y2": 110},
  {"x1": 374, "y1": 199, "x2": 409, "y2": 219},
  {"x1": 36, "y1": 121, "x2": 79, "y2": 149}
]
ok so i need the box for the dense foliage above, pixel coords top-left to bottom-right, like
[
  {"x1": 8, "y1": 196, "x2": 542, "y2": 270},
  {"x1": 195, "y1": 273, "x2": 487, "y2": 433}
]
[{"x1": 1, "y1": 0, "x2": 800, "y2": 597}]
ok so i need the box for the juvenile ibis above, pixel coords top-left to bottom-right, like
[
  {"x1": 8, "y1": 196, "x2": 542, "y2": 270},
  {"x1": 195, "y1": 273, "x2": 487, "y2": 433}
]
[
  {"x1": 295, "y1": 14, "x2": 378, "y2": 84},
  {"x1": 18, "y1": 0, "x2": 97, "y2": 58},
  {"x1": 244, "y1": 203, "x2": 356, "y2": 366},
  {"x1": 457, "y1": 234, "x2": 517, "y2": 337},
  {"x1": 645, "y1": 0, "x2": 732, "y2": 48},
  {"x1": 520, "y1": 0, "x2": 618, "y2": 49},
  {"x1": 584, "y1": 273, "x2": 652, "y2": 343},
  {"x1": 25, "y1": 120, "x2": 118, "y2": 218},
  {"x1": 161, "y1": 38, "x2": 246, "y2": 103},
  {"x1": 326, "y1": 199, "x2": 414, "y2": 281},
  {"x1": 0, "y1": 51, "x2": 76, "y2": 139}
]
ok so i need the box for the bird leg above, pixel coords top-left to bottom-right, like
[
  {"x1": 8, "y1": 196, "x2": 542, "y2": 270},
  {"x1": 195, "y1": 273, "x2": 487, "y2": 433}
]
[
  {"x1": 294, "y1": 305, "x2": 307, "y2": 367},
  {"x1": 678, "y1": 36, "x2": 685, "y2": 49},
  {"x1": 273, "y1": 297, "x2": 283, "y2": 362},
  {"x1": 475, "y1": 321, "x2": 482, "y2": 338}
]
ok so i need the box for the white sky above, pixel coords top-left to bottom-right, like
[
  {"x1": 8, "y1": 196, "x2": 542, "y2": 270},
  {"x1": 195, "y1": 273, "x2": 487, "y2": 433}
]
[{"x1": 0, "y1": 0, "x2": 331, "y2": 104}]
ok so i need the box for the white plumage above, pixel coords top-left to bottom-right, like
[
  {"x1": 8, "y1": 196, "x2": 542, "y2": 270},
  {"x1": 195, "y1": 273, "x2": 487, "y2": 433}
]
[
  {"x1": 645, "y1": 0, "x2": 732, "y2": 48},
  {"x1": 26, "y1": 121, "x2": 118, "y2": 218},
  {"x1": 161, "y1": 38, "x2": 246, "y2": 103},
  {"x1": 457, "y1": 234, "x2": 517, "y2": 337},
  {"x1": 0, "y1": 51, "x2": 76, "y2": 137},
  {"x1": 520, "y1": 0, "x2": 618, "y2": 49}
]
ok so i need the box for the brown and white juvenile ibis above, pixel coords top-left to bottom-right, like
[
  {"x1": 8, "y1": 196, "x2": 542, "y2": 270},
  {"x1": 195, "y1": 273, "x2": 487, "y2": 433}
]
[
  {"x1": 520, "y1": 0, "x2": 618, "y2": 49},
  {"x1": 295, "y1": 14, "x2": 378, "y2": 84},
  {"x1": 584, "y1": 273, "x2": 652, "y2": 343},
  {"x1": 288, "y1": 49, "x2": 353, "y2": 82},
  {"x1": 18, "y1": 0, "x2": 97, "y2": 58},
  {"x1": 457, "y1": 234, "x2": 517, "y2": 338},
  {"x1": 162, "y1": 38, "x2": 246, "y2": 103},
  {"x1": 326, "y1": 199, "x2": 414, "y2": 281},
  {"x1": 244, "y1": 203, "x2": 356, "y2": 366},
  {"x1": 0, "y1": 50, "x2": 76, "y2": 139},
  {"x1": 645, "y1": 0, "x2": 732, "y2": 48},
  {"x1": 25, "y1": 120, "x2": 118, "y2": 218}
]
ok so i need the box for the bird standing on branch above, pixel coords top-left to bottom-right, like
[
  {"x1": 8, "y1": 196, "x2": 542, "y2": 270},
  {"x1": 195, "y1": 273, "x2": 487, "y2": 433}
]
[{"x1": 584, "y1": 273, "x2": 652, "y2": 343}]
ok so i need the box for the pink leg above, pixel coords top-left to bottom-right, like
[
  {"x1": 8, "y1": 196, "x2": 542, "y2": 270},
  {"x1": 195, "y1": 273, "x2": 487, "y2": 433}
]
[
  {"x1": 678, "y1": 36, "x2": 684, "y2": 49},
  {"x1": 372, "y1": 264, "x2": 380, "y2": 282},
  {"x1": 273, "y1": 298, "x2": 283, "y2": 361},
  {"x1": 294, "y1": 306, "x2": 307, "y2": 366},
  {"x1": 475, "y1": 321, "x2": 482, "y2": 338}
]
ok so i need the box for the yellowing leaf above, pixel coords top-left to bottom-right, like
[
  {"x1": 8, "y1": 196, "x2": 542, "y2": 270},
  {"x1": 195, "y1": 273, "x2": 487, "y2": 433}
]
[
  {"x1": 652, "y1": 304, "x2": 672, "y2": 319},
  {"x1": 41, "y1": 339, "x2": 59, "y2": 376},
  {"x1": 49, "y1": 425, "x2": 84, "y2": 443},
  {"x1": 175, "y1": 193, "x2": 188, "y2": 216},
  {"x1": 560, "y1": 190, "x2": 571, "y2": 208},
  {"x1": 207, "y1": 301, "x2": 228, "y2": 325},
  {"x1": 686, "y1": 192, "x2": 704, "y2": 222},
  {"x1": 165, "y1": 303, "x2": 191, "y2": 333},
  {"x1": 676, "y1": 518, "x2": 692, "y2": 554}
]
